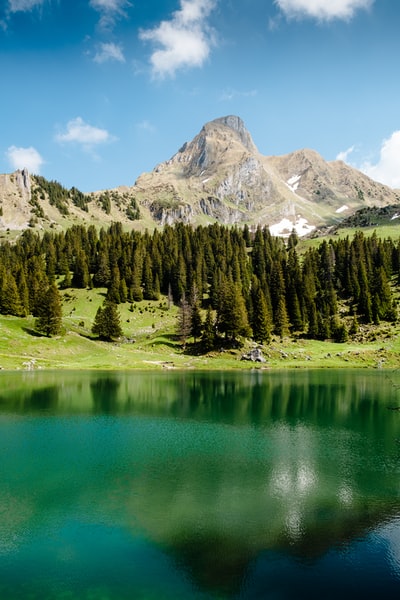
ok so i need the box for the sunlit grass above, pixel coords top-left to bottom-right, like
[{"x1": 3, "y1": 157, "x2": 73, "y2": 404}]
[{"x1": 1, "y1": 290, "x2": 400, "y2": 371}]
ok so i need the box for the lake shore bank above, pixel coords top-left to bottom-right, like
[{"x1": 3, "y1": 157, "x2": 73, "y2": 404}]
[{"x1": 1, "y1": 315, "x2": 399, "y2": 371}]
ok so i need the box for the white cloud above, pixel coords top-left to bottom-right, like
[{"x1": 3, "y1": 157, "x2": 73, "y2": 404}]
[
  {"x1": 219, "y1": 88, "x2": 258, "y2": 101},
  {"x1": 139, "y1": 0, "x2": 217, "y2": 78},
  {"x1": 8, "y1": 0, "x2": 44, "y2": 12},
  {"x1": 361, "y1": 131, "x2": 400, "y2": 189},
  {"x1": 336, "y1": 145, "x2": 355, "y2": 162},
  {"x1": 93, "y1": 42, "x2": 125, "y2": 63},
  {"x1": 55, "y1": 117, "x2": 115, "y2": 149},
  {"x1": 6, "y1": 145, "x2": 44, "y2": 173},
  {"x1": 275, "y1": 0, "x2": 373, "y2": 21},
  {"x1": 89, "y1": 0, "x2": 131, "y2": 29}
]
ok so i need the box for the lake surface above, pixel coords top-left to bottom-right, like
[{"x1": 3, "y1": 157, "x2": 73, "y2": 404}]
[{"x1": 0, "y1": 369, "x2": 399, "y2": 599}]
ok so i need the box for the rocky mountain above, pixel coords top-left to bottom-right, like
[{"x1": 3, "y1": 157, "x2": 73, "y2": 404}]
[
  {"x1": 134, "y1": 116, "x2": 400, "y2": 235},
  {"x1": 1, "y1": 116, "x2": 399, "y2": 237},
  {"x1": 0, "y1": 171, "x2": 141, "y2": 235}
]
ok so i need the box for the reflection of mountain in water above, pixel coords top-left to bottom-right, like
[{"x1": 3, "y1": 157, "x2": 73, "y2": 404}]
[
  {"x1": 0, "y1": 370, "x2": 399, "y2": 595},
  {"x1": 116, "y1": 415, "x2": 400, "y2": 593}
]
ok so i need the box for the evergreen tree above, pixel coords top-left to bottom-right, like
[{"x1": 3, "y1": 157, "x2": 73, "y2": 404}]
[
  {"x1": 92, "y1": 250, "x2": 111, "y2": 287},
  {"x1": 287, "y1": 228, "x2": 299, "y2": 250},
  {"x1": 119, "y1": 278, "x2": 128, "y2": 303},
  {"x1": 60, "y1": 263, "x2": 72, "y2": 289},
  {"x1": 177, "y1": 294, "x2": 192, "y2": 349},
  {"x1": 190, "y1": 302, "x2": 203, "y2": 343},
  {"x1": 357, "y1": 261, "x2": 373, "y2": 322},
  {"x1": 26, "y1": 255, "x2": 48, "y2": 317},
  {"x1": 201, "y1": 306, "x2": 216, "y2": 351},
  {"x1": 92, "y1": 300, "x2": 122, "y2": 341},
  {"x1": 274, "y1": 295, "x2": 290, "y2": 338},
  {"x1": 285, "y1": 249, "x2": 304, "y2": 331},
  {"x1": 349, "y1": 315, "x2": 359, "y2": 337},
  {"x1": 35, "y1": 283, "x2": 63, "y2": 337},
  {"x1": 142, "y1": 254, "x2": 156, "y2": 300},
  {"x1": 106, "y1": 265, "x2": 121, "y2": 304},
  {"x1": 72, "y1": 249, "x2": 90, "y2": 288},
  {"x1": 217, "y1": 278, "x2": 251, "y2": 341},
  {"x1": 331, "y1": 317, "x2": 348, "y2": 343},
  {"x1": 0, "y1": 273, "x2": 24, "y2": 316},
  {"x1": 251, "y1": 278, "x2": 272, "y2": 343},
  {"x1": 16, "y1": 268, "x2": 30, "y2": 316}
]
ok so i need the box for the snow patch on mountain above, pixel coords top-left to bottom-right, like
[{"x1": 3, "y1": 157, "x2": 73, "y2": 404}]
[
  {"x1": 286, "y1": 174, "x2": 301, "y2": 193},
  {"x1": 269, "y1": 217, "x2": 315, "y2": 237}
]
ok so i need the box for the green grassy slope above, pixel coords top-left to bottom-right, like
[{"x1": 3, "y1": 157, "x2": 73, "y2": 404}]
[{"x1": 1, "y1": 287, "x2": 400, "y2": 371}]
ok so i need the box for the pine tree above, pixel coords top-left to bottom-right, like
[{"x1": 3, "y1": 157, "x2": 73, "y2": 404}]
[
  {"x1": 0, "y1": 273, "x2": 24, "y2": 316},
  {"x1": 274, "y1": 295, "x2": 290, "y2": 338},
  {"x1": 201, "y1": 306, "x2": 216, "y2": 351},
  {"x1": 177, "y1": 294, "x2": 192, "y2": 349},
  {"x1": 72, "y1": 249, "x2": 90, "y2": 288},
  {"x1": 285, "y1": 249, "x2": 304, "y2": 332},
  {"x1": 190, "y1": 302, "x2": 203, "y2": 343},
  {"x1": 107, "y1": 265, "x2": 121, "y2": 304},
  {"x1": 142, "y1": 254, "x2": 156, "y2": 300},
  {"x1": 26, "y1": 255, "x2": 48, "y2": 317},
  {"x1": 190, "y1": 283, "x2": 203, "y2": 343},
  {"x1": 357, "y1": 261, "x2": 373, "y2": 322},
  {"x1": 60, "y1": 263, "x2": 72, "y2": 289},
  {"x1": 287, "y1": 228, "x2": 299, "y2": 250},
  {"x1": 35, "y1": 283, "x2": 63, "y2": 337},
  {"x1": 92, "y1": 300, "x2": 122, "y2": 341},
  {"x1": 16, "y1": 268, "x2": 30, "y2": 316},
  {"x1": 92, "y1": 250, "x2": 111, "y2": 287},
  {"x1": 217, "y1": 279, "x2": 251, "y2": 342},
  {"x1": 251, "y1": 278, "x2": 272, "y2": 344}
]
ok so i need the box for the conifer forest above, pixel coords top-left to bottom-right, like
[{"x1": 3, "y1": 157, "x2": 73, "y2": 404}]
[{"x1": 0, "y1": 222, "x2": 398, "y2": 347}]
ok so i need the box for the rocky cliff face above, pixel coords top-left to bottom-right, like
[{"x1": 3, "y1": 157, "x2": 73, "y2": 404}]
[
  {"x1": 0, "y1": 171, "x2": 139, "y2": 235},
  {"x1": 0, "y1": 169, "x2": 33, "y2": 230}
]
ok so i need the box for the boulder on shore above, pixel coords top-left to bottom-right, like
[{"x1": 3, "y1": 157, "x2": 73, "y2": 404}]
[{"x1": 241, "y1": 348, "x2": 266, "y2": 363}]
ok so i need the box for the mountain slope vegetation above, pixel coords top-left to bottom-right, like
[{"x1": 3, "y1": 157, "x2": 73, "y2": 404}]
[{"x1": 0, "y1": 222, "x2": 399, "y2": 358}]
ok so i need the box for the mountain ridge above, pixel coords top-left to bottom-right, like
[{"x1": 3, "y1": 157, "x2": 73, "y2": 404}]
[{"x1": 1, "y1": 116, "x2": 399, "y2": 236}]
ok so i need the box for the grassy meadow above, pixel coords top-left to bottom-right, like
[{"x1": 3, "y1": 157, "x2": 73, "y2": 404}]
[{"x1": 1, "y1": 286, "x2": 400, "y2": 371}]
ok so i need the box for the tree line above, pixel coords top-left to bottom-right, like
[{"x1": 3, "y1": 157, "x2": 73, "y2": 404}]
[{"x1": 0, "y1": 223, "x2": 398, "y2": 346}]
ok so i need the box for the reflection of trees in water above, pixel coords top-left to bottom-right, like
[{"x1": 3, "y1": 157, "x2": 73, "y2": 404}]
[
  {"x1": 25, "y1": 386, "x2": 59, "y2": 411},
  {"x1": 176, "y1": 370, "x2": 398, "y2": 432},
  {"x1": 0, "y1": 385, "x2": 60, "y2": 412},
  {"x1": 90, "y1": 375, "x2": 121, "y2": 413}
]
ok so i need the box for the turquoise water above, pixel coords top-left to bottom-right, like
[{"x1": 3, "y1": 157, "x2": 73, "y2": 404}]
[{"x1": 0, "y1": 369, "x2": 399, "y2": 598}]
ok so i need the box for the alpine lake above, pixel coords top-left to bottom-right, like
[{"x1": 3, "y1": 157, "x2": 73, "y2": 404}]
[{"x1": 0, "y1": 369, "x2": 399, "y2": 599}]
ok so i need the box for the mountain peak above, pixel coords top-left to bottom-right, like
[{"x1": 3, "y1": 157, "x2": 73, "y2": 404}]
[
  {"x1": 204, "y1": 115, "x2": 257, "y2": 153},
  {"x1": 161, "y1": 115, "x2": 258, "y2": 178}
]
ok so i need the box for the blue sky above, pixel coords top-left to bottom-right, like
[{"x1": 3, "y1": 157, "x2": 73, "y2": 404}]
[{"x1": 1, "y1": 0, "x2": 399, "y2": 192}]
